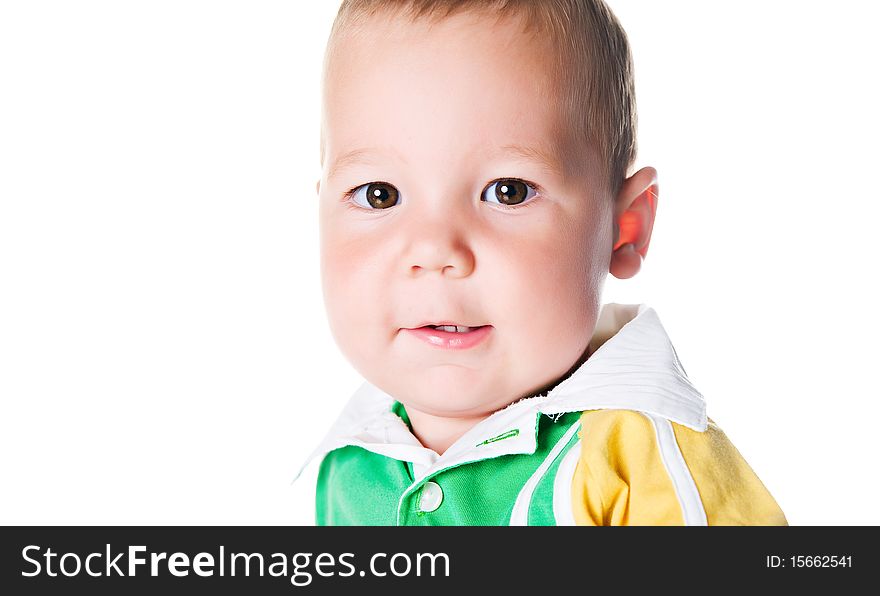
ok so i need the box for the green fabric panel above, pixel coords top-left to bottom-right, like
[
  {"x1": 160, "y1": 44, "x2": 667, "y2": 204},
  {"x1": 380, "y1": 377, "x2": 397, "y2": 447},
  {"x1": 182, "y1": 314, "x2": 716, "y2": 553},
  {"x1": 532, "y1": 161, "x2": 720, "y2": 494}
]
[
  {"x1": 316, "y1": 409, "x2": 582, "y2": 526},
  {"x1": 316, "y1": 446, "x2": 413, "y2": 526},
  {"x1": 398, "y1": 411, "x2": 582, "y2": 526},
  {"x1": 527, "y1": 424, "x2": 582, "y2": 526}
]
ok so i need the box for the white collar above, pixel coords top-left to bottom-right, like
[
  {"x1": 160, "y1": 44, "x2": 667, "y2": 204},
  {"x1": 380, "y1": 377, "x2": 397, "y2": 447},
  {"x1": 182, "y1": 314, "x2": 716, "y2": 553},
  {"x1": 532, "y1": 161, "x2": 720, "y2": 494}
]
[{"x1": 292, "y1": 303, "x2": 707, "y2": 484}]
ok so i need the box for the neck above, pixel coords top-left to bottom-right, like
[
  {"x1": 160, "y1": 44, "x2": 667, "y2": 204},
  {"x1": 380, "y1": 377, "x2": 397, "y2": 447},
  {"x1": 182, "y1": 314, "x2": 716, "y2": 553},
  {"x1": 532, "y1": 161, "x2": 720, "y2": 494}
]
[
  {"x1": 523, "y1": 341, "x2": 593, "y2": 399},
  {"x1": 406, "y1": 342, "x2": 593, "y2": 455},
  {"x1": 406, "y1": 408, "x2": 490, "y2": 456}
]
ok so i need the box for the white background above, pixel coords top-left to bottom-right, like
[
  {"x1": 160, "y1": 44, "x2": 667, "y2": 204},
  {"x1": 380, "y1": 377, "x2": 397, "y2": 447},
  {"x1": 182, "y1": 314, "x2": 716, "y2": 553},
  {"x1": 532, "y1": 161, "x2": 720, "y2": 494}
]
[{"x1": 1, "y1": 1, "x2": 877, "y2": 525}]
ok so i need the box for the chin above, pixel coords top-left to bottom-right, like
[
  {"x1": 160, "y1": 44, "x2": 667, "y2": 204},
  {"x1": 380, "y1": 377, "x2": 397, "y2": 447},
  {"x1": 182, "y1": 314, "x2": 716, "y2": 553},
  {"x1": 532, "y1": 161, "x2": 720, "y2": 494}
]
[{"x1": 402, "y1": 376, "x2": 504, "y2": 417}]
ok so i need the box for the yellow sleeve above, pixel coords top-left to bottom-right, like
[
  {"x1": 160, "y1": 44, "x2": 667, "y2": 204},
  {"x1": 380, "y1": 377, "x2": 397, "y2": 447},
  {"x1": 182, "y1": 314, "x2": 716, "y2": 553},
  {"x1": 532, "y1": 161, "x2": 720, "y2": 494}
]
[{"x1": 570, "y1": 409, "x2": 788, "y2": 526}]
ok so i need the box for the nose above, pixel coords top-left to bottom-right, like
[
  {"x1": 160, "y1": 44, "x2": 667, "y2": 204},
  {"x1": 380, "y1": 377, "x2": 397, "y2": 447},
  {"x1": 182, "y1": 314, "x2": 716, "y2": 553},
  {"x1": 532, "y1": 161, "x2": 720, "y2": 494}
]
[{"x1": 403, "y1": 227, "x2": 475, "y2": 279}]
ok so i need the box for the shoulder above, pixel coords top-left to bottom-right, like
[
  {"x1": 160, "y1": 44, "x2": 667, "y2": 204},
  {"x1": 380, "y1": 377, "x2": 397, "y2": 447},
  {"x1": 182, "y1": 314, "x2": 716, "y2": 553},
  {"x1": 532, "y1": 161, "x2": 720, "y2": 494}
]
[
  {"x1": 578, "y1": 407, "x2": 711, "y2": 436},
  {"x1": 573, "y1": 409, "x2": 788, "y2": 525},
  {"x1": 576, "y1": 408, "x2": 689, "y2": 484},
  {"x1": 576, "y1": 408, "x2": 681, "y2": 463},
  {"x1": 318, "y1": 444, "x2": 402, "y2": 481},
  {"x1": 577, "y1": 408, "x2": 728, "y2": 467},
  {"x1": 571, "y1": 409, "x2": 688, "y2": 524},
  {"x1": 578, "y1": 408, "x2": 659, "y2": 440}
]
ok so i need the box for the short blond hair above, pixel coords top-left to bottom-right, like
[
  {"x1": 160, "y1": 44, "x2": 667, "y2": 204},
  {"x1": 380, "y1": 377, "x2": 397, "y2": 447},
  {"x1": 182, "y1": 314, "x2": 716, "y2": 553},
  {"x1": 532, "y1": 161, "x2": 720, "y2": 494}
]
[{"x1": 321, "y1": 0, "x2": 637, "y2": 198}]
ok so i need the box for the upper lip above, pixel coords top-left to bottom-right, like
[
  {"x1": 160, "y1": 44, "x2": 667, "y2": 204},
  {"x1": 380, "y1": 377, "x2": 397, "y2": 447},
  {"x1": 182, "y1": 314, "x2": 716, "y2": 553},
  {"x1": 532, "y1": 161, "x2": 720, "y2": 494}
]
[{"x1": 406, "y1": 321, "x2": 489, "y2": 329}]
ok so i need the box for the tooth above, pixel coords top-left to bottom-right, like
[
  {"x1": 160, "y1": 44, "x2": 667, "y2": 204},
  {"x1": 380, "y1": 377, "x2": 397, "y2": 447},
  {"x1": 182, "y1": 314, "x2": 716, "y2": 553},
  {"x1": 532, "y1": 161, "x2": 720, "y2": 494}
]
[{"x1": 429, "y1": 324, "x2": 477, "y2": 333}]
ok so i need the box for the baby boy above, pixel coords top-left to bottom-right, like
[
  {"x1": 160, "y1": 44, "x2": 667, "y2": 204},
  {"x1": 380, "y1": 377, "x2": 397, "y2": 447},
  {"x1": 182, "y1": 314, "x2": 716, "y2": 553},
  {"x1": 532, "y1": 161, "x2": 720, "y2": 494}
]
[{"x1": 298, "y1": 0, "x2": 787, "y2": 525}]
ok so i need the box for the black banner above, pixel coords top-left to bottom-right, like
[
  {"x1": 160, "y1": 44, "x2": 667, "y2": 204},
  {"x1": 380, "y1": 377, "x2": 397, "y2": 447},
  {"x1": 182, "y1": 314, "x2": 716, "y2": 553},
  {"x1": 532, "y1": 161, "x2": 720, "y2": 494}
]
[{"x1": 1, "y1": 527, "x2": 874, "y2": 594}]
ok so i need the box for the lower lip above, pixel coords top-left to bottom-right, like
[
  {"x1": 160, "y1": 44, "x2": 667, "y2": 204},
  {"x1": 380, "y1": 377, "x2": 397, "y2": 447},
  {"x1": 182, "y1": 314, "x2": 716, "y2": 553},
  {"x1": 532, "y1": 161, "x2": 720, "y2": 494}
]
[{"x1": 402, "y1": 325, "x2": 493, "y2": 350}]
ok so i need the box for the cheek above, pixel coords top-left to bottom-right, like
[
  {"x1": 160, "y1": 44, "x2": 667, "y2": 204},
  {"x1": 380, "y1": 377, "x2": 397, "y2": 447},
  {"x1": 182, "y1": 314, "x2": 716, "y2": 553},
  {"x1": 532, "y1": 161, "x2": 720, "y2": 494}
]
[
  {"x1": 319, "y1": 220, "x2": 382, "y2": 348},
  {"x1": 492, "y1": 215, "x2": 607, "y2": 352},
  {"x1": 321, "y1": 205, "x2": 375, "y2": 291},
  {"x1": 504, "y1": 212, "x2": 607, "y2": 298},
  {"x1": 501, "y1": 243, "x2": 596, "y2": 329}
]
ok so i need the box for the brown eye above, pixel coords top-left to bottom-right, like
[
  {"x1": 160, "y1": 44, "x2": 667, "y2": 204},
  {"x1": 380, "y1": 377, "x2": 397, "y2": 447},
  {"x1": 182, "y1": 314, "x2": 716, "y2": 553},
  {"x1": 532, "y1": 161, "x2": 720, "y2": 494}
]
[
  {"x1": 350, "y1": 182, "x2": 400, "y2": 209},
  {"x1": 482, "y1": 179, "x2": 536, "y2": 207}
]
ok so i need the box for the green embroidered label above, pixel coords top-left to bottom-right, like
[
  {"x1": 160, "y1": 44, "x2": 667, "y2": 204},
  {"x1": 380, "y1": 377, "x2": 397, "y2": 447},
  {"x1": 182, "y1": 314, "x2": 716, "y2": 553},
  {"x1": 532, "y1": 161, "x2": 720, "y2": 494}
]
[{"x1": 477, "y1": 429, "x2": 520, "y2": 446}]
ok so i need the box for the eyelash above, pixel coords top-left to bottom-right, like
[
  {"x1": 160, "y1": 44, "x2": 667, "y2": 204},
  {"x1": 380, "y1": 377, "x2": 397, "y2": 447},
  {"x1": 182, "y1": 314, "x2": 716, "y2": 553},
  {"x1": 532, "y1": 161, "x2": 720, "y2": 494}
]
[{"x1": 341, "y1": 178, "x2": 543, "y2": 212}]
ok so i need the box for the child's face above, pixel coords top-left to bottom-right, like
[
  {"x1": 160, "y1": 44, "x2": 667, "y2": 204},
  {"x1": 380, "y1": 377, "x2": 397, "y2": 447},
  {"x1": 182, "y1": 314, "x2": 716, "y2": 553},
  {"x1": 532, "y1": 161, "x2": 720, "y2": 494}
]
[{"x1": 318, "y1": 12, "x2": 614, "y2": 419}]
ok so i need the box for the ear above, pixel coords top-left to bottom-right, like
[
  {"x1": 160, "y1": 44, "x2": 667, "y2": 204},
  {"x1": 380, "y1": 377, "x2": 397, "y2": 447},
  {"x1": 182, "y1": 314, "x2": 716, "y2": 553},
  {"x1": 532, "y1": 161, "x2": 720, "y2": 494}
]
[
  {"x1": 316, "y1": 179, "x2": 321, "y2": 195},
  {"x1": 609, "y1": 166, "x2": 659, "y2": 280}
]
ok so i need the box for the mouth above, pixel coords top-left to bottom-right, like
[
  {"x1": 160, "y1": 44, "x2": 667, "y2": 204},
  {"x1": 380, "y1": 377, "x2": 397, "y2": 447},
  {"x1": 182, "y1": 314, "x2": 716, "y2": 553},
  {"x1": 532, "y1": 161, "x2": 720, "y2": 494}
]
[
  {"x1": 401, "y1": 323, "x2": 494, "y2": 350},
  {"x1": 413, "y1": 324, "x2": 489, "y2": 333},
  {"x1": 406, "y1": 319, "x2": 490, "y2": 331}
]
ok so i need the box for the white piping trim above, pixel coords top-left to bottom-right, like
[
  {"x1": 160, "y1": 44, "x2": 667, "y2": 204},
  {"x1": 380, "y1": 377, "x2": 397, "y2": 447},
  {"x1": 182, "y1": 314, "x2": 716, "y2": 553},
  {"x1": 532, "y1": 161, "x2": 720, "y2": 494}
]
[
  {"x1": 396, "y1": 480, "x2": 419, "y2": 526},
  {"x1": 552, "y1": 438, "x2": 581, "y2": 526},
  {"x1": 509, "y1": 421, "x2": 582, "y2": 526},
  {"x1": 642, "y1": 412, "x2": 708, "y2": 526}
]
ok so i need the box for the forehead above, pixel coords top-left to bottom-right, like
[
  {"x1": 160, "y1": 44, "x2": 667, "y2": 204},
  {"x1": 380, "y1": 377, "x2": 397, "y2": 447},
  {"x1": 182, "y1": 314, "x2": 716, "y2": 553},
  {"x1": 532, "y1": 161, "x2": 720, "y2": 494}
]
[{"x1": 322, "y1": 10, "x2": 578, "y2": 179}]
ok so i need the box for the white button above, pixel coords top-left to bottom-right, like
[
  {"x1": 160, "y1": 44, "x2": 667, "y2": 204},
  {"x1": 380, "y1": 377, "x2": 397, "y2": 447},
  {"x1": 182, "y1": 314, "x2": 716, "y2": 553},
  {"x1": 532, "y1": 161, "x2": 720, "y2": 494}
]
[{"x1": 419, "y1": 481, "x2": 443, "y2": 513}]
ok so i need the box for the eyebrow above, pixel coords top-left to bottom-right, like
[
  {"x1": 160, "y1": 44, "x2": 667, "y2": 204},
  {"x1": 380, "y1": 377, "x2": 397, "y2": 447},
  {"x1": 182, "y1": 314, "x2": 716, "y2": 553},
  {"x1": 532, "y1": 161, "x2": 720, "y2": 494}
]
[{"x1": 326, "y1": 143, "x2": 565, "y2": 181}]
